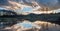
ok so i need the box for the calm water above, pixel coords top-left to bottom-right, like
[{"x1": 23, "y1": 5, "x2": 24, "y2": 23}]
[{"x1": 17, "y1": 23, "x2": 33, "y2": 28}]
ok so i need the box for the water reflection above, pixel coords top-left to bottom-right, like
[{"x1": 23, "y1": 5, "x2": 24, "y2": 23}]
[{"x1": 17, "y1": 22, "x2": 33, "y2": 28}]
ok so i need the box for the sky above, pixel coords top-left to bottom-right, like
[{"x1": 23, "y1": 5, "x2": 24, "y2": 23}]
[
  {"x1": 0, "y1": 0, "x2": 9, "y2": 6},
  {"x1": 22, "y1": 7, "x2": 33, "y2": 12},
  {"x1": 0, "y1": 0, "x2": 60, "y2": 14}
]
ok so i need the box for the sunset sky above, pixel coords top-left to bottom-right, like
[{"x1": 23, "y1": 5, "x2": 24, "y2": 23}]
[{"x1": 0, "y1": 0, "x2": 60, "y2": 13}]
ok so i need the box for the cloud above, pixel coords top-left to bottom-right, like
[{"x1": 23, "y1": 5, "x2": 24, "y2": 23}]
[
  {"x1": 35, "y1": 0, "x2": 60, "y2": 10},
  {"x1": 0, "y1": 0, "x2": 60, "y2": 10}
]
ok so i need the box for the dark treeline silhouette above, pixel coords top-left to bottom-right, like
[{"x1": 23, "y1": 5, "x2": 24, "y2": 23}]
[{"x1": 0, "y1": 13, "x2": 60, "y2": 25}]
